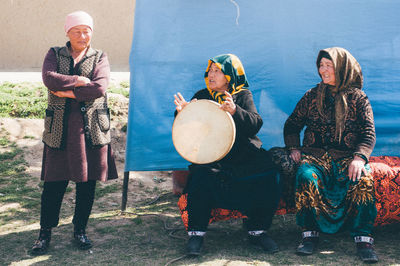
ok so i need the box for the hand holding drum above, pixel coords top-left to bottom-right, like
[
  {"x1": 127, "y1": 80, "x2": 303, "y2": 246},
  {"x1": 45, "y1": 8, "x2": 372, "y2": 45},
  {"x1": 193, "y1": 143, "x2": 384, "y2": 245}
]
[
  {"x1": 174, "y1": 91, "x2": 236, "y2": 115},
  {"x1": 174, "y1": 92, "x2": 194, "y2": 113},
  {"x1": 172, "y1": 94, "x2": 236, "y2": 164}
]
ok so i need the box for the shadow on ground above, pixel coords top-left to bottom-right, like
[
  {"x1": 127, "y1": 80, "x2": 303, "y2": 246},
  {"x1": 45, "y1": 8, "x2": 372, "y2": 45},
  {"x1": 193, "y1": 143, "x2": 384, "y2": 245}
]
[{"x1": 1, "y1": 191, "x2": 400, "y2": 265}]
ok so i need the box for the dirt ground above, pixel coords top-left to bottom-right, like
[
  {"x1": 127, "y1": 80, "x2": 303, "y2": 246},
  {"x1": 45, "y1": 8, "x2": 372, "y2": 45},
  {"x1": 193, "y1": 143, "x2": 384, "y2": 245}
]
[
  {"x1": 2, "y1": 116, "x2": 400, "y2": 265},
  {"x1": 0, "y1": 117, "x2": 173, "y2": 198},
  {"x1": 1, "y1": 81, "x2": 400, "y2": 264}
]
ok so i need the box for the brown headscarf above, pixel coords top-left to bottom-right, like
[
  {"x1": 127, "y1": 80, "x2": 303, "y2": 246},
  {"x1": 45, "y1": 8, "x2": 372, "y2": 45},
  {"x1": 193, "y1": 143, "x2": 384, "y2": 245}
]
[{"x1": 316, "y1": 47, "x2": 363, "y2": 143}]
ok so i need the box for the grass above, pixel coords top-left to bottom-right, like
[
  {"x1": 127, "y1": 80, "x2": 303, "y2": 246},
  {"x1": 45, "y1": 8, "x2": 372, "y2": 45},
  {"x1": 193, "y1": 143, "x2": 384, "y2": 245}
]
[
  {"x1": 108, "y1": 82, "x2": 130, "y2": 98},
  {"x1": 1, "y1": 136, "x2": 400, "y2": 266},
  {"x1": 0, "y1": 82, "x2": 47, "y2": 118},
  {"x1": 0, "y1": 81, "x2": 129, "y2": 119},
  {"x1": 95, "y1": 183, "x2": 120, "y2": 198},
  {"x1": 1, "y1": 81, "x2": 400, "y2": 264},
  {"x1": 2, "y1": 162, "x2": 400, "y2": 262}
]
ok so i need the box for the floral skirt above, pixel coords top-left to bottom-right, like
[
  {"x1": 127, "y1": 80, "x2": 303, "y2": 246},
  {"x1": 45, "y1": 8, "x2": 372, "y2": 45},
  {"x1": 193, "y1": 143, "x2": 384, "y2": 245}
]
[{"x1": 295, "y1": 153, "x2": 377, "y2": 237}]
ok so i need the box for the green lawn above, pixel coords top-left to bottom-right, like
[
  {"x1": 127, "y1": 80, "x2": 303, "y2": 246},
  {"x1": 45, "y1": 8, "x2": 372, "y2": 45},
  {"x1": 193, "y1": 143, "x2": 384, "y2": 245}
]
[{"x1": 0, "y1": 81, "x2": 129, "y2": 119}]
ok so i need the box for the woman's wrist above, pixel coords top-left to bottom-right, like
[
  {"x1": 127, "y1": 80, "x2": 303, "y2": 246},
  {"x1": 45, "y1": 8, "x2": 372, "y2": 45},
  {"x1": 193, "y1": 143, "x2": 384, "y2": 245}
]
[{"x1": 353, "y1": 152, "x2": 367, "y2": 163}]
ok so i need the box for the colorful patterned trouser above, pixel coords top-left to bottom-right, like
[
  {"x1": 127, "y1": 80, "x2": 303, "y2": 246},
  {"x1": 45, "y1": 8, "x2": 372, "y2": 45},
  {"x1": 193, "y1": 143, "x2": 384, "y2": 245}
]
[{"x1": 295, "y1": 153, "x2": 377, "y2": 237}]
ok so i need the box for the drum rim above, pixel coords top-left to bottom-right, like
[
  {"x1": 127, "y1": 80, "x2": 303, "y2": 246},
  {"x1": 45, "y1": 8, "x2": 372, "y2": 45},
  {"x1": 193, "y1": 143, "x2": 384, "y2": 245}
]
[{"x1": 172, "y1": 99, "x2": 236, "y2": 164}]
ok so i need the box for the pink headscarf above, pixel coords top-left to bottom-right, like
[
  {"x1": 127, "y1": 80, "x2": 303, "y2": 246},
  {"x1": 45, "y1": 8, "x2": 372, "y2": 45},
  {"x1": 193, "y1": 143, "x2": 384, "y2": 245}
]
[{"x1": 64, "y1": 11, "x2": 93, "y2": 33}]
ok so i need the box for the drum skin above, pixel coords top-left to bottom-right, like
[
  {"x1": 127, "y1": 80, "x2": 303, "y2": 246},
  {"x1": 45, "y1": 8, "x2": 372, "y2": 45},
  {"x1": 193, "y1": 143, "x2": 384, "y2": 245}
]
[{"x1": 172, "y1": 100, "x2": 236, "y2": 164}]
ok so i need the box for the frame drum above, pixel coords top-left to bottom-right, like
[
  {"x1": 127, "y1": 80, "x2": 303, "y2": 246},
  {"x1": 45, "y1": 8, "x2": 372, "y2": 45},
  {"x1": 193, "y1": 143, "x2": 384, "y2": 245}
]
[{"x1": 172, "y1": 100, "x2": 236, "y2": 164}]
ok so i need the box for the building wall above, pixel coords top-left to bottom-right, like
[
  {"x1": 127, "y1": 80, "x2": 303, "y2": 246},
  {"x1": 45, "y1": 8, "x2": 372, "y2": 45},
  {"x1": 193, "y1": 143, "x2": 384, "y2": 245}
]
[{"x1": 0, "y1": 0, "x2": 135, "y2": 71}]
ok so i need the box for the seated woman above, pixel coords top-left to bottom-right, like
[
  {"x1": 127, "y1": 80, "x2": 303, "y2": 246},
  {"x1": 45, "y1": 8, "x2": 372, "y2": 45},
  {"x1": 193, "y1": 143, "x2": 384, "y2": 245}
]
[
  {"x1": 174, "y1": 54, "x2": 280, "y2": 256},
  {"x1": 283, "y1": 47, "x2": 378, "y2": 263}
]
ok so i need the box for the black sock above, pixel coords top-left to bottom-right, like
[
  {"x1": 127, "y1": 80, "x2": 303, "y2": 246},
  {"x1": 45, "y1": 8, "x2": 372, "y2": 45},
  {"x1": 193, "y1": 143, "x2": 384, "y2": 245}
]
[
  {"x1": 74, "y1": 227, "x2": 86, "y2": 235},
  {"x1": 39, "y1": 228, "x2": 52, "y2": 240}
]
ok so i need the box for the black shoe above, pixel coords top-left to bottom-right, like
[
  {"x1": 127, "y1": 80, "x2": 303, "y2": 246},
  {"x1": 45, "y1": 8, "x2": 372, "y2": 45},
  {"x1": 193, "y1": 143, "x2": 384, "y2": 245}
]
[
  {"x1": 31, "y1": 238, "x2": 50, "y2": 255},
  {"x1": 31, "y1": 228, "x2": 51, "y2": 256},
  {"x1": 248, "y1": 233, "x2": 279, "y2": 253},
  {"x1": 356, "y1": 242, "x2": 378, "y2": 263},
  {"x1": 187, "y1": 236, "x2": 203, "y2": 256},
  {"x1": 296, "y1": 237, "x2": 318, "y2": 255},
  {"x1": 296, "y1": 231, "x2": 319, "y2": 256},
  {"x1": 73, "y1": 229, "x2": 92, "y2": 250}
]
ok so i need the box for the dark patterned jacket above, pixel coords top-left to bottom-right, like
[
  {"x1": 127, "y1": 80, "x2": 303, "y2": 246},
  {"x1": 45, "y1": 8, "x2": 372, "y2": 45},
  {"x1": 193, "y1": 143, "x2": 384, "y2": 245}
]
[
  {"x1": 42, "y1": 44, "x2": 111, "y2": 149},
  {"x1": 284, "y1": 84, "x2": 376, "y2": 161}
]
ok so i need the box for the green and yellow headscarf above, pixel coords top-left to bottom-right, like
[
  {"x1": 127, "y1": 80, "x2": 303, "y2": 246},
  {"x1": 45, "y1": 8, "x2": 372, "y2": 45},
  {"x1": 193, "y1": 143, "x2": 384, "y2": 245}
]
[{"x1": 204, "y1": 54, "x2": 249, "y2": 104}]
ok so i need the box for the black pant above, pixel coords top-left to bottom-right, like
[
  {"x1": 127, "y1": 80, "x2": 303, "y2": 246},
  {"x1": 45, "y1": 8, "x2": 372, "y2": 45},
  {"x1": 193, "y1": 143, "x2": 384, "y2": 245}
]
[
  {"x1": 187, "y1": 165, "x2": 280, "y2": 232},
  {"x1": 40, "y1": 180, "x2": 96, "y2": 230}
]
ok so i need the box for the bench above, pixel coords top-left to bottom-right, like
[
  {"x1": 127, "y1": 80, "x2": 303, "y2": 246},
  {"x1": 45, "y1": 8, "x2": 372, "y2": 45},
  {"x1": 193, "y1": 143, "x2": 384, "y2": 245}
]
[{"x1": 174, "y1": 156, "x2": 400, "y2": 230}]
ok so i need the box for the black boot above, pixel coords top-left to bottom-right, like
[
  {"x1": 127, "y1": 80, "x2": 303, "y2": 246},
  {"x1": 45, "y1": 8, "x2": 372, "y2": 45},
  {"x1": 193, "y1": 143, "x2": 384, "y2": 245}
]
[
  {"x1": 31, "y1": 228, "x2": 52, "y2": 255},
  {"x1": 296, "y1": 231, "x2": 319, "y2": 255},
  {"x1": 248, "y1": 232, "x2": 279, "y2": 253},
  {"x1": 187, "y1": 235, "x2": 204, "y2": 256},
  {"x1": 355, "y1": 236, "x2": 378, "y2": 263},
  {"x1": 73, "y1": 228, "x2": 92, "y2": 250}
]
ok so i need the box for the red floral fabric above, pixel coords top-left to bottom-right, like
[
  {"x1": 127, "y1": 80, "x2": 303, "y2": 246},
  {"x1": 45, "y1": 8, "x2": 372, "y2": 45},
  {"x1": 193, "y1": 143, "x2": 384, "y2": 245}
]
[
  {"x1": 370, "y1": 156, "x2": 400, "y2": 226},
  {"x1": 178, "y1": 194, "x2": 247, "y2": 230},
  {"x1": 177, "y1": 156, "x2": 400, "y2": 229}
]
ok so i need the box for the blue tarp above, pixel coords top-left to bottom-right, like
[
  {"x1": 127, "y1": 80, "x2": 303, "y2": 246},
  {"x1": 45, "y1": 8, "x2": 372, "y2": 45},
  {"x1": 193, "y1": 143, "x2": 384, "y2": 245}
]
[{"x1": 125, "y1": 0, "x2": 400, "y2": 171}]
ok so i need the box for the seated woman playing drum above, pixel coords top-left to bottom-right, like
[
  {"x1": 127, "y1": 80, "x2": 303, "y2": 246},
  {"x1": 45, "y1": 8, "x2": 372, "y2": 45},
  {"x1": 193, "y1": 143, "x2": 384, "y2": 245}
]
[
  {"x1": 284, "y1": 47, "x2": 378, "y2": 263},
  {"x1": 174, "y1": 54, "x2": 280, "y2": 256}
]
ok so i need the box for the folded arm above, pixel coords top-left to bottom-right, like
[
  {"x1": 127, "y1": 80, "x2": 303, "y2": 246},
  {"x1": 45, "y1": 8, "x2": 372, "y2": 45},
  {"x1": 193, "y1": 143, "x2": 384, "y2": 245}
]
[{"x1": 42, "y1": 49, "x2": 110, "y2": 102}]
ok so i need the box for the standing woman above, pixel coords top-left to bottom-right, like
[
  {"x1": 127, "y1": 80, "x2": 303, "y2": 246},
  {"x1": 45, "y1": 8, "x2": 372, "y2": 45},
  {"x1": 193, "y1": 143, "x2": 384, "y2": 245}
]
[
  {"x1": 284, "y1": 47, "x2": 378, "y2": 263},
  {"x1": 31, "y1": 11, "x2": 118, "y2": 255},
  {"x1": 174, "y1": 54, "x2": 280, "y2": 256}
]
